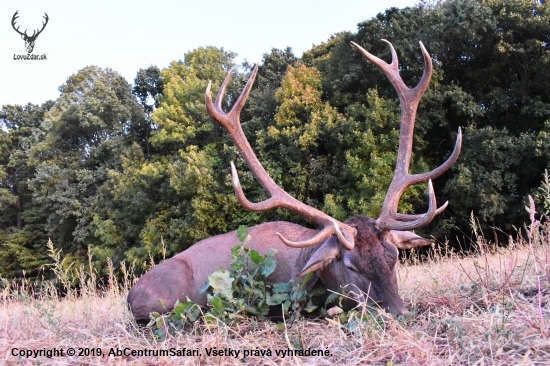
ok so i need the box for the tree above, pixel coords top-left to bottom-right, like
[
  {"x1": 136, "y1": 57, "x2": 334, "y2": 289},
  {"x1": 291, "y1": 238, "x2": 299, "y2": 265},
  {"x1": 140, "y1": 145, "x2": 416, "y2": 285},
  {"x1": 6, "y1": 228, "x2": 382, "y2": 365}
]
[
  {"x1": 444, "y1": 127, "x2": 538, "y2": 232},
  {"x1": 150, "y1": 46, "x2": 238, "y2": 152},
  {"x1": 133, "y1": 65, "x2": 163, "y2": 115},
  {"x1": 0, "y1": 102, "x2": 54, "y2": 277},
  {"x1": 27, "y1": 66, "x2": 148, "y2": 271}
]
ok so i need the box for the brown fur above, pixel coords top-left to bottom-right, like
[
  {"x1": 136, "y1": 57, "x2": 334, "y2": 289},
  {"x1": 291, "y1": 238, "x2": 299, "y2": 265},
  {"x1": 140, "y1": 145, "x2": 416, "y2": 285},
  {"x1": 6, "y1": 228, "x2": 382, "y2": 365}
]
[{"x1": 128, "y1": 217, "x2": 429, "y2": 321}]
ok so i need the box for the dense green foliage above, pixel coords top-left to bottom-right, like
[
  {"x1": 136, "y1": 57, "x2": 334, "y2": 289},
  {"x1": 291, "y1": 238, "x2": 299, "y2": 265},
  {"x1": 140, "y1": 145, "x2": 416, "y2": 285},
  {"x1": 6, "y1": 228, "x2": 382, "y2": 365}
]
[{"x1": 1, "y1": 0, "x2": 549, "y2": 279}]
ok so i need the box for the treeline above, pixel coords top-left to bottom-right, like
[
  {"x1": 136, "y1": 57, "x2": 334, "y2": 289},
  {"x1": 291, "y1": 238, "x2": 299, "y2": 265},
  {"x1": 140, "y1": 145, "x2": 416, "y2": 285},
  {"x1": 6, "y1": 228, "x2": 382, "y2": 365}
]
[{"x1": 1, "y1": 0, "x2": 549, "y2": 279}]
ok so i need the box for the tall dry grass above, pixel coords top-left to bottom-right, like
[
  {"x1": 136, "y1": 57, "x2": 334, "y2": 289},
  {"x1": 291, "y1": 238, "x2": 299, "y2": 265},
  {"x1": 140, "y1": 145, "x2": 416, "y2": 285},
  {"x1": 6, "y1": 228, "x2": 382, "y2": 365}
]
[{"x1": 1, "y1": 208, "x2": 549, "y2": 365}]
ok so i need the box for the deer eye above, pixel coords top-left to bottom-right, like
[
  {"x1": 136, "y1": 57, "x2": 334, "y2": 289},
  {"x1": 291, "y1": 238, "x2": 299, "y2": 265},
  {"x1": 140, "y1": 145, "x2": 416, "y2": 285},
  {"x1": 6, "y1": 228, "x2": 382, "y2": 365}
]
[{"x1": 343, "y1": 255, "x2": 359, "y2": 272}]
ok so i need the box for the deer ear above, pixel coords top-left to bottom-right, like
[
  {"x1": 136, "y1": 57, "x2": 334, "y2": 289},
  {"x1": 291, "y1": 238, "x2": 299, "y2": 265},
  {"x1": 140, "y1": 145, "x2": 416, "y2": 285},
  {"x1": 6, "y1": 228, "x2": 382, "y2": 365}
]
[
  {"x1": 298, "y1": 236, "x2": 341, "y2": 276},
  {"x1": 389, "y1": 230, "x2": 434, "y2": 249}
]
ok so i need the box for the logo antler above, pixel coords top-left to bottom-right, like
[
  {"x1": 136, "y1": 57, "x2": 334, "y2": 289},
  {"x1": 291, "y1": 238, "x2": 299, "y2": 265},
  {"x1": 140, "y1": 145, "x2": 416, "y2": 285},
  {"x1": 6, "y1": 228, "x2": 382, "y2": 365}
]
[{"x1": 12, "y1": 11, "x2": 49, "y2": 54}]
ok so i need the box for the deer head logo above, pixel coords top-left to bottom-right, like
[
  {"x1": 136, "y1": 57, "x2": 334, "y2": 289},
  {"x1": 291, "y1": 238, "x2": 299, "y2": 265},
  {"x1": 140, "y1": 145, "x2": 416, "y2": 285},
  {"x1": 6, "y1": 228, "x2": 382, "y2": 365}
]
[{"x1": 12, "y1": 11, "x2": 49, "y2": 54}]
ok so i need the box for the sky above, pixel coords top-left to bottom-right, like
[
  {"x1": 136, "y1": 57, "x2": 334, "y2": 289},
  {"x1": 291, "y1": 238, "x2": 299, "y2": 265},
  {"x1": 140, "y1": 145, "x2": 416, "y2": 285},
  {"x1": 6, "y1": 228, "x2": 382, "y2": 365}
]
[{"x1": 0, "y1": 0, "x2": 419, "y2": 106}]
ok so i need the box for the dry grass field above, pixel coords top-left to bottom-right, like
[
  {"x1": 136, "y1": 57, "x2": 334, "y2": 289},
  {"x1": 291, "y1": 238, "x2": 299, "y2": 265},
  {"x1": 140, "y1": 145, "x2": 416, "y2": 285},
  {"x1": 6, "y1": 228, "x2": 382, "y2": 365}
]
[{"x1": 1, "y1": 216, "x2": 549, "y2": 365}]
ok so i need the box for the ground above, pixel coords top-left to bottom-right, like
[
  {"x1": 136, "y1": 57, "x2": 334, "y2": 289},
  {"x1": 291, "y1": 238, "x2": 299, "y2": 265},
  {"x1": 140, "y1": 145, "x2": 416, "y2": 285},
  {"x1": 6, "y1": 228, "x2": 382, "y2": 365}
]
[{"x1": 1, "y1": 229, "x2": 549, "y2": 365}]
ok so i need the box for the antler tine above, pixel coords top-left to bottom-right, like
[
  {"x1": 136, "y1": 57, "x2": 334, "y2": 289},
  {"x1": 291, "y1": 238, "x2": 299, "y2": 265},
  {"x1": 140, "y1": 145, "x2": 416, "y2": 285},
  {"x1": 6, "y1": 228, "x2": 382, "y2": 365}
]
[
  {"x1": 12, "y1": 11, "x2": 19, "y2": 24},
  {"x1": 351, "y1": 40, "x2": 433, "y2": 101},
  {"x1": 351, "y1": 40, "x2": 403, "y2": 92},
  {"x1": 206, "y1": 65, "x2": 259, "y2": 130},
  {"x1": 206, "y1": 67, "x2": 357, "y2": 249},
  {"x1": 229, "y1": 161, "x2": 281, "y2": 212},
  {"x1": 35, "y1": 13, "x2": 49, "y2": 37},
  {"x1": 378, "y1": 179, "x2": 439, "y2": 231},
  {"x1": 231, "y1": 66, "x2": 258, "y2": 116},
  {"x1": 392, "y1": 201, "x2": 448, "y2": 221},
  {"x1": 386, "y1": 127, "x2": 462, "y2": 226},
  {"x1": 415, "y1": 41, "x2": 434, "y2": 96},
  {"x1": 352, "y1": 39, "x2": 460, "y2": 231},
  {"x1": 230, "y1": 162, "x2": 355, "y2": 248},
  {"x1": 351, "y1": 40, "x2": 398, "y2": 70},
  {"x1": 277, "y1": 220, "x2": 354, "y2": 249},
  {"x1": 408, "y1": 127, "x2": 462, "y2": 185},
  {"x1": 12, "y1": 11, "x2": 24, "y2": 36},
  {"x1": 213, "y1": 69, "x2": 234, "y2": 109}
]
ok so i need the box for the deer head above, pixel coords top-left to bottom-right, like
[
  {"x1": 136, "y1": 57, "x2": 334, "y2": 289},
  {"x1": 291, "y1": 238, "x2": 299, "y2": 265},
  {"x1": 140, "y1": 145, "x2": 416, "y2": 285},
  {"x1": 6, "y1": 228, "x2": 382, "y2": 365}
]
[
  {"x1": 205, "y1": 39, "x2": 461, "y2": 313},
  {"x1": 12, "y1": 11, "x2": 49, "y2": 54}
]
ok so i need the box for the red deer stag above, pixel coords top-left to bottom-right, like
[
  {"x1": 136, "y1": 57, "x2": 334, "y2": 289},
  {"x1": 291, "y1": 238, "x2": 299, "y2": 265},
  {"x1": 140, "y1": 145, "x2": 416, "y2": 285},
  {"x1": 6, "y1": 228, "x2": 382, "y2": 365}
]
[{"x1": 128, "y1": 40, "x2": 462, "y2": 321}]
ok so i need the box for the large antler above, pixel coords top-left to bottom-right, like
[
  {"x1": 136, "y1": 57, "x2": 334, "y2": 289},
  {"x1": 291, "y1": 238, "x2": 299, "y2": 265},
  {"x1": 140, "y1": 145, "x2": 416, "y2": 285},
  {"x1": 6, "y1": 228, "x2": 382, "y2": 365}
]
[
  {"x1": 205, "y1": 66, "x2": 357, "y2": 249},
  {"x1": 351, "y1": 40, "x2": 462, "y2": 231}
]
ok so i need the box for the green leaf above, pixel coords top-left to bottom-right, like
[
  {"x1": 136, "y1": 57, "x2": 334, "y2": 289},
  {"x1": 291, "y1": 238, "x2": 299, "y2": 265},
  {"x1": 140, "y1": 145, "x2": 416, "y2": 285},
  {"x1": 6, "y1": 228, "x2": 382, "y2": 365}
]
[
  {"x1": 272, "y1": 282, "x2": 291, "y2": 293},
  {"x1": 300, "y1": 271, "x2": 315, "y2": 285},
  {"x1": 210, "y1": 295, "x2": 225, "y2": 316},
  {"x1": 325, "y1": 292, "x2": 341, "y2": 305},
  {"x1": 282, "y1": 300, "x2": 291, "y2": 312},
  {"x1": 207, "y1": 269, "x2": 234, "y2": 300},
  {"x1": 146, "y1": 312, "x2": 161, "y2": 328},
  {"x1": 261, "y1": 256, "x2": 277, "y2": 277},
  {"x1": 237, "y1": 225, "x2": 251, "y2": 244},
  {"x1": 231, "y1": 244, "x2": 245, "y2": 261},
  {"x1": 250, "y1": 288, "x2": 265, "y2": 299},
  {"x1": 266, "y1": 293, "x2": 290, "y2": 306},
  {"x1": 303, "y1": 299, "x2": 318, "y2": 313},
  {"x1": 231, "y1": 261, "x2": 244, "y2": 273},
  {"x1": 248, "y1": 249, "x2": 263, "y2": 264},
  {"x1": 244, "y1": 305, "x2": 262, "y2": 316},
  {"x1": 173, "y1": 300, "x2": 185, "y2": 315},
  {"x1": 266, "y1": 249, "x2": 278, "y2": 258}
]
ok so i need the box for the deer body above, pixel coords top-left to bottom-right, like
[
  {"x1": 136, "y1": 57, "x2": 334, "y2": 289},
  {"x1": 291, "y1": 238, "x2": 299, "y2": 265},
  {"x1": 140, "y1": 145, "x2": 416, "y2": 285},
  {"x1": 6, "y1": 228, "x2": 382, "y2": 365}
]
[
  {"x1": 128, "y1": 222, "x2": 316, "y2": 321},
  {"x1": 128, "y1": 40, "x2": 462, "y2": 322},
  {"x1": 128, "y1": 218, "x2": 423, "y2": 321}
]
